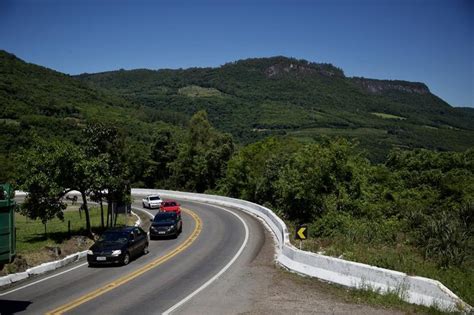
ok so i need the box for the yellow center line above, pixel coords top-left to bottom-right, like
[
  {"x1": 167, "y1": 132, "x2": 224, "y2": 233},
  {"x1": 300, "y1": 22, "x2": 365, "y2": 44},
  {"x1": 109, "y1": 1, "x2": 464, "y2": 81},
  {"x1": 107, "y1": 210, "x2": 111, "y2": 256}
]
[{"x1": 45, "y1": 208, "x2": 202, "y2": 315}]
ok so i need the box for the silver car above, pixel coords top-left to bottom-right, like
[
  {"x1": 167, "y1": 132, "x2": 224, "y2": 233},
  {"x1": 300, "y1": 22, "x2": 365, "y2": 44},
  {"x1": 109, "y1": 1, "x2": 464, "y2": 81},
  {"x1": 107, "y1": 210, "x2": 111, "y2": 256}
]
[{"x1": 142, "y1": 195, "x2": 162, "y2": 209}]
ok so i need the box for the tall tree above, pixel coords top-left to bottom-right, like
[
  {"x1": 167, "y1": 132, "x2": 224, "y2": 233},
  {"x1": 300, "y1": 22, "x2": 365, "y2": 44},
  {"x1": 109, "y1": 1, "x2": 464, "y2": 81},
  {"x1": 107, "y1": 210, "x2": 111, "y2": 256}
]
[
  {"x1": 82, "y1": 122, "x2": 130, "y2": 227},
  {"x1": 143, "y1": 129, "x2": 177, "y2": 188},
  {"x1": 169, "y1": 111, "x2": 234, "y2": 192}
]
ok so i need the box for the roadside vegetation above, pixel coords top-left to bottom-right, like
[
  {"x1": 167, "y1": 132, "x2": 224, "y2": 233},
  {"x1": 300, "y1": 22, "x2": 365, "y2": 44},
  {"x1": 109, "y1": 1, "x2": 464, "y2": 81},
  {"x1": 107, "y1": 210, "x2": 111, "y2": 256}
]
[
  {"x1": 219, "y1": 137, "x2": 473, "y2": 306},
  {"x1": 1, "y1": 206, "x2": 134, "y2": 275}
]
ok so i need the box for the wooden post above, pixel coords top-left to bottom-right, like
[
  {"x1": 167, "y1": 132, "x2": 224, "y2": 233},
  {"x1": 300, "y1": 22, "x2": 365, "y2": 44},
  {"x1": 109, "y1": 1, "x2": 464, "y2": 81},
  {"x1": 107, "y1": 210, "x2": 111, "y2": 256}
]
[
  {"x1": 106, "y1": 203, "x2": 110, "y2": 227},
  {"x1": 100, "y1": 199, "x2": 104, "y2": 229},
  {"x1": 68, "y1": 220, "x2": 71, "y2": 238}
]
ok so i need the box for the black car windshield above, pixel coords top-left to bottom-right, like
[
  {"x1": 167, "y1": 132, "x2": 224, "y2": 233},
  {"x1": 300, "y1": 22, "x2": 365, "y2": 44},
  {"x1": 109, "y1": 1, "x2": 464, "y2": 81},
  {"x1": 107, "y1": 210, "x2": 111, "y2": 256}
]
[
  {"x1": 153, "y1": 213, "x2": 177, "y2": 222},
  {"x1": 98, "y1": 232, "x2": 129, "y2": 244},
  {"x1": 149, "y1": 196, "x2": 161, "y2": 201}
]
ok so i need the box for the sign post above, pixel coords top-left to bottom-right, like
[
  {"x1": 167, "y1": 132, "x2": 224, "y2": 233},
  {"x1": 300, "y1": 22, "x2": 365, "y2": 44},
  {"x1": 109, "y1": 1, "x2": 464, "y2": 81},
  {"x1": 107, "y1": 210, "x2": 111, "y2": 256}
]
[{"x1": 295, "y1": 225, "x2": 308, "y2": 250}]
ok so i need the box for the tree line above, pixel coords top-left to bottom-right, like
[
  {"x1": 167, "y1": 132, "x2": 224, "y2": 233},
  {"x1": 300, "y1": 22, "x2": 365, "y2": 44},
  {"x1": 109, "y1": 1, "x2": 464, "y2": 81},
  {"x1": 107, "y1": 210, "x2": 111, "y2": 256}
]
[{"x1": 16, "y1": 111, "x2": 234, "y2": 236}]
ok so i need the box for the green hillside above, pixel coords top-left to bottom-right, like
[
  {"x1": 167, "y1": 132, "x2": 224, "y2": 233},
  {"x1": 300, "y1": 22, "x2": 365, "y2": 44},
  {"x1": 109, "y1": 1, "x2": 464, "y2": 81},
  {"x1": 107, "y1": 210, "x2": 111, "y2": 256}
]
[
  {"x1": 77, "y1": 56, "x2": 474, "y2": 161},
  {"x1": 0, "y1": 50, "x2": 178, "y2": 182},
  {"x1": 1, "y1": 50, "x2": 473, "y2": 183}
]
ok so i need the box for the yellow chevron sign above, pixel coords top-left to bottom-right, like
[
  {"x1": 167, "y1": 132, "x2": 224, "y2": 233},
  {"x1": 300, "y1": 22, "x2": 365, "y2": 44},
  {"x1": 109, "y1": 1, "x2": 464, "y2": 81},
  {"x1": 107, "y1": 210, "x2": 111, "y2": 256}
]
[{"x1": 296, "y1": 225, "x2": 308, "y2": 240}]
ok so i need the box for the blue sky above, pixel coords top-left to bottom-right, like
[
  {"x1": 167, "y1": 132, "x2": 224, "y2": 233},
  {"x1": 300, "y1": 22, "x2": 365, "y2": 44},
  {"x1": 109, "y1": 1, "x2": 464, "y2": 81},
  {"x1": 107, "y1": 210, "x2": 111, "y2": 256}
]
[{"x1": 1, "y1": 0, "x2": 473, "y2": 107}]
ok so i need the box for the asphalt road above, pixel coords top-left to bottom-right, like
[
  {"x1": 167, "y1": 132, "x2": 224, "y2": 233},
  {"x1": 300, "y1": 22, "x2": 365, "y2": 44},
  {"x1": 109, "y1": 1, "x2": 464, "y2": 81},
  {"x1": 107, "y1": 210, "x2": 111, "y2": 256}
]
[{"x1": 0, "y1": 198, "x2": 262, "y2": 315}]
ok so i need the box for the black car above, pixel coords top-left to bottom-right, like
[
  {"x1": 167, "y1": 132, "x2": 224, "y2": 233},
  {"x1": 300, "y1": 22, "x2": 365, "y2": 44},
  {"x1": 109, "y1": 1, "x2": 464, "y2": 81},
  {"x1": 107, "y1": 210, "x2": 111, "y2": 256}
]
[
  {"x1": 149, "y1": 212, "x2": 182, "y2": 239},
  {"x1": 87, "y1": 226, "x2": 148, "y2": 266}
]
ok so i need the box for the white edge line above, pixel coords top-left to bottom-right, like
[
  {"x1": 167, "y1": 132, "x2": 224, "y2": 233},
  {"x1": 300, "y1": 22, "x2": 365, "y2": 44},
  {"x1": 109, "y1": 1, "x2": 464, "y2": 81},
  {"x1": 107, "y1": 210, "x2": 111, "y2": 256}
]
[
  {"x1": 162, "y1": 202, "x2": 250, "y2": 315},
  {"x1": 0, "y1": 262, "x2": 88, "y2": 296},
  {"x1": 131, "y1": 206, "x2": 154, "y2": 237},
  {"x1": 131, "y1": 210, "x2": 141, "y2": 226},
  {"x1": 131, "y1": 206, "x2": 154, "y2": 219}
]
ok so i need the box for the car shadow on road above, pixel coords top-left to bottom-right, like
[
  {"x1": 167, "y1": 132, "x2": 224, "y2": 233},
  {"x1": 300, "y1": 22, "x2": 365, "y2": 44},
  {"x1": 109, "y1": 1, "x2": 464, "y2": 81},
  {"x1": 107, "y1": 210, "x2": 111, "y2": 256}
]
[
  {"x1": 0, "y1": 299, "x2": 32, "y2": 315},
  {"x1": 149, "y1": 235, "x2": 179, "y2": 241}
]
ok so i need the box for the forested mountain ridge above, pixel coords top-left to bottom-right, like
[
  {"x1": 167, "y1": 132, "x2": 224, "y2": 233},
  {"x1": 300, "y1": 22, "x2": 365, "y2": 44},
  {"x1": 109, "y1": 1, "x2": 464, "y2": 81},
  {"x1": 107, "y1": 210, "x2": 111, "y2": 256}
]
[
  {"x1": 77, "y1": 56, "x2": 474, "y2": 160},
  {"x1": 1, "y1": 49, "x2": 473, "y2": 179}
]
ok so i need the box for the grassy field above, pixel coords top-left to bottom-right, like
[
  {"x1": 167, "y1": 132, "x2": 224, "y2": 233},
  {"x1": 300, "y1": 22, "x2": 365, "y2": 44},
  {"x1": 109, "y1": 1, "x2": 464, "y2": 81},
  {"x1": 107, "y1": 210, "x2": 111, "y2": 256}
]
[
  {"x1": 15, "y1": 205, "x2": 135, "y2": 253},
  {"x1": 371, "y1": 112, "x2": 406, "y2": 120},
  {"x1": 178, "y1": 85, "x2": 223, "y2": 97}
]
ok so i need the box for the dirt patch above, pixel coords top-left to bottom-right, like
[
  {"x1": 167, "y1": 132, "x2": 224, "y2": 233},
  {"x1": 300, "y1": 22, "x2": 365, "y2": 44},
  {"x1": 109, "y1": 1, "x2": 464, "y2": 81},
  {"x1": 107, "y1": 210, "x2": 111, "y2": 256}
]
[
  {"x1": 0, "y1": 236, "x2": 94, "y2": 276},
  {"x1": 245, "y1": 267, "x2": 404, "y2": 315},
  {"x1": 241, "y1": 226, "x2": 406, "y2": 315}
]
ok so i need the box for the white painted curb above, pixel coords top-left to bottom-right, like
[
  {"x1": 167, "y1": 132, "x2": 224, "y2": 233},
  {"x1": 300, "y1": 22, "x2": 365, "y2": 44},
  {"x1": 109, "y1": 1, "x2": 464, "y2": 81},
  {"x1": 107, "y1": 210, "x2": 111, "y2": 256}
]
[
  {"x1": 131, "y1": 210, "x2": 141, "y2": 227},
  {"x1": 132, "y1": 189, "x2": 472, "y2": 313},
  {"x1": 0, "y1": 251, "x2": 87, "y2": 287}
]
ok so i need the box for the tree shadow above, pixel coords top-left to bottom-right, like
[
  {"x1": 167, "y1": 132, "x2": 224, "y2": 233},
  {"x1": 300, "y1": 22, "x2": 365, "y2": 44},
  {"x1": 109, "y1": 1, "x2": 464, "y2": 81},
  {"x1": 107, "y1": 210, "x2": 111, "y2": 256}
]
[
  {"x1": 0, "y1": 299, "x2": 32, "y2": 315},
  {"x1": 23, "y1": 226, "x2": 126, "y2": 244},
  {"x1": 23, "y1": 230, "x2": 84, "y2": 243}
]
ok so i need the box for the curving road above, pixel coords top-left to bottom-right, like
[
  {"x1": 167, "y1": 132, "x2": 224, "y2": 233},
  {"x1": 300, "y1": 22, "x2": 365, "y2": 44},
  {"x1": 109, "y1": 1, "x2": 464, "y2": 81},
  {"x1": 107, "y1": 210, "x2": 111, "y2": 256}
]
[{"x1": 0, "y1": 198, "x2": 265, "y2": 315}]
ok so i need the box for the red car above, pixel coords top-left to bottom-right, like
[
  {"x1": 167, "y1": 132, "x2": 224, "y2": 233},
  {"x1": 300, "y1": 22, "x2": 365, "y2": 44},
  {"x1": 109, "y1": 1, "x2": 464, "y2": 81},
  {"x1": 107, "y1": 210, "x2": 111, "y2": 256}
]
[{"x1": 160, "y1": 200, "x2": 181, "y2": 214}]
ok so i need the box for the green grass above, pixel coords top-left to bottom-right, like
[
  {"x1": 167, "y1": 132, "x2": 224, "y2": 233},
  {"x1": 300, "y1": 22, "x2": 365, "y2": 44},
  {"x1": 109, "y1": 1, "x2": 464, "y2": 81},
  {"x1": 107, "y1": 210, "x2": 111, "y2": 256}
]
[
  {"x1": 288, "y1": 127, "x2": 387, "y2": 138},
  {"x1": 423, "y1": 125, "x2": 439, "y2": 130},
  {"x1": 371, "y1": 112, "x2": 406, "y2": 120},
  {"x1": 345, "y1": 285, "x2": 454, "y2": 314},
  {"x1": 0, "y1": 118, "x2": 20, "y2": 126},
  {"x1": 178, "y1": 85, "x2": 223, "y2": 98},
  {"x1": 15, "y1": 206, "x2": 135, "y2": 253}
]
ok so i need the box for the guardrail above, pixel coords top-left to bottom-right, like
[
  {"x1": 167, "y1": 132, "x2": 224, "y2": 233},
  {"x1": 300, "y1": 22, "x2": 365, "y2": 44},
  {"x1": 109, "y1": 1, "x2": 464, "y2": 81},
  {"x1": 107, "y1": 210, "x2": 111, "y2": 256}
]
[{"x1": 133, "y1": 189, "x2": 472, "y2": 313}]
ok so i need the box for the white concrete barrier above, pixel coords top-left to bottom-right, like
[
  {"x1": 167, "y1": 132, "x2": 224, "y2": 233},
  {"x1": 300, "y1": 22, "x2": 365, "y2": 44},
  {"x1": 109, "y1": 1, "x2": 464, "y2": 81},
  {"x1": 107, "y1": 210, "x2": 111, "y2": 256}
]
[
  {"x1": 132, "y1": 189, "x2": 472, "y2": 313},
  {"x1": 7, "y1": 271, "x2": 29, "y2": 283},
  {"x1": 0, "y1": 250, "x2": 87, "y2": 287}
]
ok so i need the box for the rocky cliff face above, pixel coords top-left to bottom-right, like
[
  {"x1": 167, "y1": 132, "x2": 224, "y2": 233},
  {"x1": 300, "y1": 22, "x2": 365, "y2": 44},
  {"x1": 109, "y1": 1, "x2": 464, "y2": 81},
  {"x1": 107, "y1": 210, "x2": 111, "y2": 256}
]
[
  {"x1": 257, "y1": 57, "x2": 345, "y2": 79},
  {"x1": 352, "y1": 77, "x2": 430, "y2": 95}
]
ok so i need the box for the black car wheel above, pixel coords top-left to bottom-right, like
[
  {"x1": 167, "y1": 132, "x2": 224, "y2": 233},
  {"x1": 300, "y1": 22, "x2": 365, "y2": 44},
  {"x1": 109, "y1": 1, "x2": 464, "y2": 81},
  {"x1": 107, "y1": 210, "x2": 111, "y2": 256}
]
[
  {"x1": 122, "y1": 252, "x2": 130, "y2": 265},
  {"x1": 142, "y1": 202, "x2": 146, "y2": 208}
]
